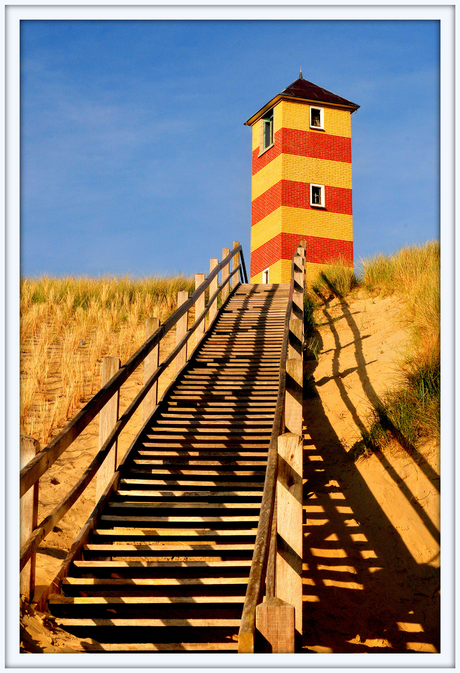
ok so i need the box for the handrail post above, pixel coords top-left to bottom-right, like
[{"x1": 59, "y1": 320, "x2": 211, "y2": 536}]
[
  {"x1": 233, "y1": 241, "x2": 240, "y2": 286},
  {"x1": 209, "y1": 258, "x2": 219, "y2": 323},
  {"x1": 274, "y1": 242, "x2": 305, "y2": 648},
  {"x1": 275, "y1": 432, "x2": 303, "y2": 646},
  {"x1": 176, "y1": 290, "x2": 189, "y2": 375},
  {"x1": 20, "y1": 435, "x2": 39, "y2": 601},
  {"x1": 194, "y1": 273, "x2": 206, "y2": 346},
  {"x1": 221, "y1": 247, "x2": 230, "y2": 303},
  {"x1": 96, "y1": 356, "x2": 120, "y2": 504},
  {"x1": 143, "y1": 317, "x2": 160, "y2": 423}
]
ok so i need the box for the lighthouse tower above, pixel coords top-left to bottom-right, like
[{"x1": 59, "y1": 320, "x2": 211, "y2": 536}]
[{"x1": 245, "y1": 73, "x2": 359, "y2": 284}]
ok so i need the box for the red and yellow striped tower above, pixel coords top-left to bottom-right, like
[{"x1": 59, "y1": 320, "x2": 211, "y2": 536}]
[{"x1": 245, "y1": 74, "x2": 359, "y2": 284}]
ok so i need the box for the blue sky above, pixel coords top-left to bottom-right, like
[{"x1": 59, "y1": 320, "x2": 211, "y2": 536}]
[{"x1": 20, "y1": 19, "x2": 440, "y2": 278}]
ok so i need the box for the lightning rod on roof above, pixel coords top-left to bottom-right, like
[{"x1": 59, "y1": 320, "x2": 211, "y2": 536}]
[{"x1": 299, "y1": 67, "x2": 303, "y2": 79}]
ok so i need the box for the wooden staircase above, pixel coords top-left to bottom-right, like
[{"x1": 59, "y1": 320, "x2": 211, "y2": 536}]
[{"x1": 48, "y1": 283, "x2": 290, "y2": 652}]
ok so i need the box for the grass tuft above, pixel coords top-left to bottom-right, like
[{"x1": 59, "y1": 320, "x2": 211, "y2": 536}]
[{"x1": 311, "y1": 259, "x2": 358, "y2": 298}]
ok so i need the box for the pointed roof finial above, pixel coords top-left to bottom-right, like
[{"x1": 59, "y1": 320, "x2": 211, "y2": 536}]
[{"x1": 299, "y1": 67, "x2": 303, "y2": 79}]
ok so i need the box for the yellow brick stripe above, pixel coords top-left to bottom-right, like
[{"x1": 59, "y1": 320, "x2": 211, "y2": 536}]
[
  {"x1": 251, "y1": 259, "x2": 348, "y2": 285},
  {"x1": 251, "y1": 259, "x2": 291, "y2": 284},
  {"x1": 250, "y1": 99, "x2": 352, "y2": 151},
  {"x1": 277, "y1": 100, "x2": 352, "y2": 138},
  {"x1": 252, "y1": 154, "x2": 352, "y2": 201},
  {"x1": 251, "y1": 206, "x2": 353, "y2": 252}
]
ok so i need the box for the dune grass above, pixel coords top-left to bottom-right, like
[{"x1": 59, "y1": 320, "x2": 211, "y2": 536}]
[
  {"x1": 308, "y1": 241, "x2": 440, "y2": 452},
  {"x1": 20, "y1": 274, "x2": 194, "y2": 445},
  {"x1": 311, "y1": 258, "x2": 359, "y2": 299}
]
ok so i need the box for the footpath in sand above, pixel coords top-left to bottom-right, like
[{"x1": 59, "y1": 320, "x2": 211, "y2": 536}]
[
  {"x1": 301, "y1": 289, "x2": 440, "y2": 653},
  {"x1": 20, "y1": 291, "x2": 440, "y2": 653}
]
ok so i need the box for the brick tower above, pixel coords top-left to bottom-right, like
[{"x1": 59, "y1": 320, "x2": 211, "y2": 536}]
[{"x1": 245, "y1": 74, "x2": 359, "y2": 284}]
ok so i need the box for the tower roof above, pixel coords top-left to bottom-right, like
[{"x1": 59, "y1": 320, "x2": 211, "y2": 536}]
[{"x1": 245, "y1": 75, "x2": 359, "y2": 126}]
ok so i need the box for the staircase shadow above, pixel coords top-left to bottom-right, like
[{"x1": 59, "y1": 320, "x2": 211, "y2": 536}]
[{"x1": 301, "y1": 299, "x2": 440, "y2": 653}]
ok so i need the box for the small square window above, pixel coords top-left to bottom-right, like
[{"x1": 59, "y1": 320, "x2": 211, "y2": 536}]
[
  {"x1": 262, "y1": 268, "x2": 270, "y2": 284},
  {"x1": 310, "y1": 184, "x2": 325, "y2": 207},
  {"x1": 310, "y1": 106, "x2": 324, "y2": 130},
  {"x1": 260, "y1": 110, "x2": 274, "y2": 153}
]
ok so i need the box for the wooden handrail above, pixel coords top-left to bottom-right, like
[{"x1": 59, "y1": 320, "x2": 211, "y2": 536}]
[
  {"x1": 20, "y1": 244, "x2": 243, "y2": 574},
  {"x1": 20, "y1": 245, "x2": 243, "y2": 498},
  {"x1": 238, "y1": 242, "x2": 306, "y2": 653}
]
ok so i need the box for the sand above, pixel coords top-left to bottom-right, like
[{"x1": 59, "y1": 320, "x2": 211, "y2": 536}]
[{"x1": 19, "y1": 290, "x2": 440, "y2": 654}]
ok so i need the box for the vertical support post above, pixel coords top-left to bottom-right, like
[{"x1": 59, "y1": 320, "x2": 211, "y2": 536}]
[
  {"x1": 276, "y1": 432, "x2": 303, "y2": 642},
  {"x1": 221, "y1": 247, "x2": 230, "y2": 303},
  {"x1": 143, "y1": 317, "x2": 160, "y2": 423},
  {"x1": 195, "y1": 273, "x2": 206, "y2": 347},
  {"x1": 292, "y1": 253, "x2": 305, "y2": 319},
  {"x1": 176, "y1": 290, "x2": 189, "y2": 375},
  {"x1": 256, "y1": 597, "x2": 295, "y2": 653},
  {"x1": 209, "y1": 258, "x2": 219, "y2": 324},
  {"x1": 96, "y1": 356, "x2": 120, "y2": 503},
  {"x1": 20, "y1": 436, "x2": 39, "y2": 601},
  {"x1": 233, "y1": 241, "x2": 240, "y2": 286},
  {"x1": 285, "y1": 359, "x2": 303, "y2": 436}
]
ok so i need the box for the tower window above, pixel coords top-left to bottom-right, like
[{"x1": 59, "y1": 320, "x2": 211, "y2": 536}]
[
  {"x1": 310, "y1": 106, "x2": 324, "y2": 130},
  {"x1": 260, "y1": 110, "x2": 274, "y2": 153},
  {"x1": 310, "y1": 184, "x2": 325, "y2": 207},
  {"x1": 262, "y1": 268, "x2": 270, "y2": 284}
]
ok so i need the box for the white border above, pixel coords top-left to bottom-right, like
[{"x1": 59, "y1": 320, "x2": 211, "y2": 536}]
[
  {"x1": 309, "y1": 106, "x2": 324, "y2": 130},
  {"x1": 3, "y1": 4, "x2": 456, "y2": 672}
]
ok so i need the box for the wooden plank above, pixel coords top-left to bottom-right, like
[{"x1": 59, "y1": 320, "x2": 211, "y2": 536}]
[
  {"x1": 287, "y1": 317, "x2": 303, "y2": 361},
  {"x1": 284, "y1": 358, "x2": 303, "y2": 437},
  {"x1": 143, "y1": 317, "x2": 160, "y2": 423},
  {"x1": 276, "y1": 433, "x2": 303, "y2": 639},
  {"x1": 176, "y1": 290, "x2": 189, "y2": 375},
  {"x1": 256, "y1": 597, "x2": 295, "y2": 653},
  {"x1": 70, "y1": 562, "x2": 252, "y2": 572},
  {"x1": 100, "y1": 515, "x2": 260, "y2": 524},
  {"x1": 221, "y1": 247, "x2": 230, "y2": 303},
  {"x1": 72, "y1": 643, "x2": 240, "y2": 652},
  {"x1": 120, "y1": 479, "x2": 264, "y2": 488},
  {"x1": 55, "y1": 617, "x2": 241, "y2": 627},
  {"x1": 50, "y1": 595, "x2": 245, "y2": 605},
  {"x1": 92, "y1": 528, "x2": 257, "y2": 538},
  {"x1": 194, "y1": 273, "x2": 206, "y2": 347},
  {"x1": 208, "y1": 257, "x2": 219, "y2": 324},
  {"x1": 232, "y1": 241, "x2": 240, "y2": 285},
  {"x1": 96, "y1": 356, "x2": 120, "y2": 504},
  {"x1": 20, "y1": 436, "x2": 39, "y2": 601},
  {"x1": 83, "y1": 543, "x2": 254, "y2": 552}
]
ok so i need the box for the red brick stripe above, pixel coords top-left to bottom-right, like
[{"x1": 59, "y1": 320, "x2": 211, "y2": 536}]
[
  {"x1": 251, "y1": 233, "x2": 353, "y2": 277},
  {"x1": 252, "y1": 128, "x2": 352, "y2": 175},
  {"x1": 251, "y1": 180, "x2": 353, "y2": 225}
]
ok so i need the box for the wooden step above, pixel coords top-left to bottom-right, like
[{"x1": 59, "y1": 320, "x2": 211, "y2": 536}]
[
  {"x1": 64, "y1": 573, "x2": 250, "y2": 584},
  {"x1": 83, "y1": 543, "x2": 254, "y2": 554},
  {"x1": 69, "y1": 642, "x2": 239, "y2": 652},
  {"x1": 115, "y1": 489, "x2": 263, "y2": 499},
  {"x1": 130, "y1": 463, "x2": 267, "y2": 472},
  {"x1": 50, "y1": 595, "x2": 246, "y2": 605},
  {"x1": 99, "y1": 514, "x2": 260, "y2": 524},
  {"x1": 55, "y1": 617, "x2": 241, "y2": 627},
  {"x1": 119, "y1": 478, "x2": 264, "y2": 488},
  {"x1": 106, "y1": 502, "x2": 262, "y2": 510},
  {"x1": 92, "y1": 528, "x2": 257, "y2": 539}
]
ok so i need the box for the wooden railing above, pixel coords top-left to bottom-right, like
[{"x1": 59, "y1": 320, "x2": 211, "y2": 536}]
[
  {"x1": 20, "y1": 242, "x2": 248, "y2": 602},
  {"x1": 238, "y1": 241, "x2": 306, "y2": 653}
]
